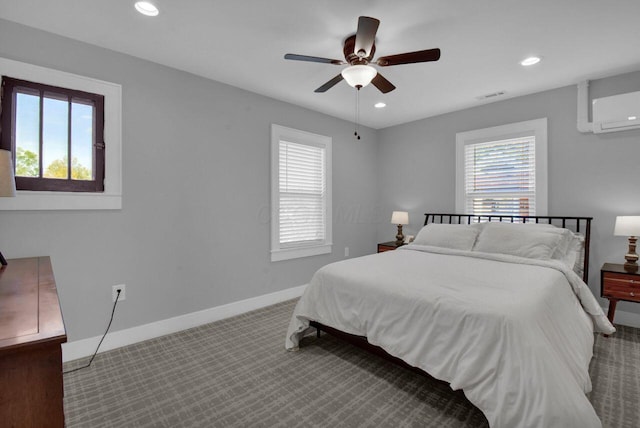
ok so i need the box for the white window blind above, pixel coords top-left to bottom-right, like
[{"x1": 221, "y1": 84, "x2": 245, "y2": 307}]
[
  {"x1": 456, "y1": 118, "x2": 548, "y2": 217},
  {"x1": 463, "y1": 136, "x2": 536, "y2": 216},
  {"x1": 271, "y1": 124, "x2": 332, "y2": 262},
  {"x1": 279, "y1": 140, "x2": 326, "y2": 246}
]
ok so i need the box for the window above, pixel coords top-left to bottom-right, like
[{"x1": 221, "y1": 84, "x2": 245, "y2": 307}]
[
  {"x1": 0, "y1": 56, "x2": 121, "y2": 210},
  {"x1": 1, "y1": 77, "x2": 105, "y2": 192},
  {"x1": 271, "y1": 124, "x2": 332, "y2": 261},
  {"x1": 455, "y1": 118, "x2": 548, "y2": 216}
]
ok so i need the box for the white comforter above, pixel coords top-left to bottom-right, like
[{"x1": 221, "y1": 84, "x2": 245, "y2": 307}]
[{"x1": 285, "y1": 245, "x2": 615, "y2": 428}]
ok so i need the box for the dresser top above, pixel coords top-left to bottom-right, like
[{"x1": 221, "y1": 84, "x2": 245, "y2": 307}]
[
  {"x1": 602, "y1": 262, "x2": 640, "y2": 276},
  {"x1": 0, "y1": 257, "x2": 67, "y2": 352}
]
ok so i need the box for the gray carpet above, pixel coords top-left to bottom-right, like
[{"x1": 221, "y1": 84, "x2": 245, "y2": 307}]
[
  {"x1": 589, "y1": 324, "x2": 640, "y2": 428},
  {"x1": 63, "y1": 300, "x2": 639, "y2": 427}
]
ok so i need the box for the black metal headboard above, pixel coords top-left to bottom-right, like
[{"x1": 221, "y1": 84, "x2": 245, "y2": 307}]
[{"x1": 423, "y1": 213, "x2": 593, "y2": 283}]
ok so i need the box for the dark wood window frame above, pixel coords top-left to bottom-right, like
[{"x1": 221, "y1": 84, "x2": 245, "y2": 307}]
[{"x1": 1, "y1": 76, "x2": 105, "y2": 192}]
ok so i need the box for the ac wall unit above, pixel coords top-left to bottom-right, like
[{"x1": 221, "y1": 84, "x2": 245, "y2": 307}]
[{"x1": 592, "y1": 90, "x2": 640, "y2": 134}]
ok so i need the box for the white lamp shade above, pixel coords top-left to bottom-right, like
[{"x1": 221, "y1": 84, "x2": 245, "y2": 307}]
[
  {"x1": 341, "y1": 65, "x2": 377, "y2": 88},
  {"x1": 614, "y1": 216, "x2": 640, "y2": 236},
  {"x1": 0, "y1": 149, "x2": 16, "y2": 197},
  {"x1": 391, "y1": 211, "x2": 409, "y2": 225}
]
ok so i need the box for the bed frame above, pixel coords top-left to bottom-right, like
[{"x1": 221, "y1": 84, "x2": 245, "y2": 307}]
[{"x1": 309, "y1": 213, "x2": 593, "y2": 372}]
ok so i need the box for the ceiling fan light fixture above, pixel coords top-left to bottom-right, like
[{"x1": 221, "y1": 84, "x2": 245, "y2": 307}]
[
  {"x1": 341, "y1": 65, "x2": 377, "y2": 88},
  {"x1": 520, "y1": 56, "x2": 541, "y2": 66},
  {"x1": 135, "y1": 1, "x2": 159, "y2": 16}
]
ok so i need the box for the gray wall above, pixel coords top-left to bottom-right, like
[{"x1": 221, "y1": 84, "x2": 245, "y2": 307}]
[
  {"x1": 377, "y1": 71, "x2": 640, "y2": 314},
  {"x1": 0, "y1": 19, "x2": 380, "y2": 341},
  {"x1": 3, "y1": 17, "x2": 640, "y2": 342}
]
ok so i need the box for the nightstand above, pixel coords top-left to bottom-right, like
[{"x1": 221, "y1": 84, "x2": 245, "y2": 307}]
[
  {"x1": 601, "y1": 262, "x2": 640, "y2": 324},
  {"x1": 377, "y1": 241, "x2": 405, "y2": 253}
]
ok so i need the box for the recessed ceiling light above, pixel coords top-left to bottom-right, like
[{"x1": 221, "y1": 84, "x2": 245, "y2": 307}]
[
  {"x1": 374, "y1": 102, "x2": 386, "y2": 108},
  {"x1": 135, "y1": 1, "x2": 159, "y2": 16},
  {"x1": 520, "y1": 56, "x2": 541, "y2": 66}
]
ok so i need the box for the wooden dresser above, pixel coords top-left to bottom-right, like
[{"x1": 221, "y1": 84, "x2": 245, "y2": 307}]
[{"x1": 0, "y1": 257, "x2": 67, "y2": 427}]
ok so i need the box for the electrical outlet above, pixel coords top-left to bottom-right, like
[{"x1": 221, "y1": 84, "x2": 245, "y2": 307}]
[
  {"x1": 344, "y1": 247, "x2": 349, "y2": 257},
  {"x1": 112, "y1": 284, "x2": 126, "y2": 302}
]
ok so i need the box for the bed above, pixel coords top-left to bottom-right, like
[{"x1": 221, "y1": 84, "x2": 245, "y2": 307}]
[{"x1": 285, "y1": 214, "x2": 615, "y2": 428}]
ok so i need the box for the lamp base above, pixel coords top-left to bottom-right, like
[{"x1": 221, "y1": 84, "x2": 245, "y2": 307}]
[
  {"x1": 395, "y1": 224, "x2": 405, "y2": 246},
  {"x1": 624, "y1": 236, "x2": 638, "y2": 271}
]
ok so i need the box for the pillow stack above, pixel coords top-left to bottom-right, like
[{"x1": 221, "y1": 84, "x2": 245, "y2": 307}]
[
  {"x1": 473, "y1": 222, "x2": 573, "y2": 260},
  {"x1": 411, "y1": 221, "x2": 584, "y2": 274},
  {"x1": 413, "y1": 223, "x2": 482, "y2": 251}
]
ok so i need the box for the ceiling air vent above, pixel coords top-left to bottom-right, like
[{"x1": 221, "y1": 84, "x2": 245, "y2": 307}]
[{"x1": 476, "y1": 91, "x2": 506, "y2": 101}]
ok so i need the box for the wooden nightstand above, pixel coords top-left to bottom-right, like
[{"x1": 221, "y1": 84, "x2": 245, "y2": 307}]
[
  {"x1": 601, "y1": 262, "x2": 640, "y2": 324},
  {"x1": 377, "y1": 241, "x2": 405, "y2": 253}
]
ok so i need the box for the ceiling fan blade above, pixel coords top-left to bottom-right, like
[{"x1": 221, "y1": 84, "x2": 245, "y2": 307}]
[
  {"x1": 354, "y1": 16, "x2": 380, "y2": 58},
  {"x1": 376, "y1": 48, "x2": 441, "y2": 66},
  {"x1": 371, "y1": 73, "x2": 396, "y2": 94},
  {"x1": 314, "y1": 74, "x2": 344, "y2": 93},
  {"x1": 284, "y1": 54, "x2": 345, "y2": 65}
]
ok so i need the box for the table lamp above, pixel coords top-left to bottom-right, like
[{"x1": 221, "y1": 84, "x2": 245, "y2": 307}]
[
  {"x1": 0, "y1": 149, "x2": 17, "y2": 266},
  {"x1": 614, "y1": 215, "x2": 640, "y2": 272},
  {"x1": 391, "y1": 211, "x2": 409, "y2": 245}
]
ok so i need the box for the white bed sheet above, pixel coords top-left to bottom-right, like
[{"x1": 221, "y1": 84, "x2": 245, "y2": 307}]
[{"x1": 285, "y1": 245, "x2": 615, "y2": 428}]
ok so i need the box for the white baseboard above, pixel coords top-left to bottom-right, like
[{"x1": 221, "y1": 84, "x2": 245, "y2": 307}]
[
  {"x1": 608, "y1": 308, "x2": 640, "y2": 329},
  {"x1": 62, "y1": 284, "x2": 306, "y2": 363},
  {"x1": 63, "y1": 287, "x2": 638, "y2": 363}
]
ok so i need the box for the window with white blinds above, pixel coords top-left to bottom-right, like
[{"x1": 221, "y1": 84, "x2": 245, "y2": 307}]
[
  {"x1": 279, "y1": 140, "x2": 326, "y2": 244},
  {"x1": 463, "y1": 136, "x2": 536, "y2": 216},
  {"x1": 455, "y1": 118, "x2": 548, "y2": 217},
  {"x1": 271, "y1": 124, "x2": 332, "y2": 261}
]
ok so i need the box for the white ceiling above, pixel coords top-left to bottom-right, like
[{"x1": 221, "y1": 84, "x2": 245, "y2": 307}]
[{"x1": 1, "y1": 0, "x2": 640, "y2": 129}]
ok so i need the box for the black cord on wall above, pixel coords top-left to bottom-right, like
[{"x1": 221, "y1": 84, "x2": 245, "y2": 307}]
[{"x1": 63, "y1": 289, "x2": 121, "y2": 375}]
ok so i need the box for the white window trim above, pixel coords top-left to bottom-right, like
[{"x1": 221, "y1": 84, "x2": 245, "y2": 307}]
[
  {"x1": 455, "y1": 118, "x2": 548, "y2": 216},
  {"x1": 271, "y1": 124, "x2": 332, "y2": 262},
  {"x1": 0, "y1": 57, "x2": 122, "y2": 210}
]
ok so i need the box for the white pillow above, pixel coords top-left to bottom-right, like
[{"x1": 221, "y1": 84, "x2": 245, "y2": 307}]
[
  {"x1": 412, "y1": 223, "x2": 481, "y2": 251},
  {"x1": 530, "y1": 225, "x2": 583, "y2": 269},
  {"x1": 473, "y1": 222, "x2": 573, "y2": 260},
  {"x1": 563, "y1": 233, "x2": 585, "y2": 277}
]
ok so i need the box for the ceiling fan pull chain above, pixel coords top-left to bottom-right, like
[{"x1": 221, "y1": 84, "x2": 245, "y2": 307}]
[
  {"x1": 355, "y1": 88, "x2": 361, "y2": 140},
  {"x1": 353, "y1": 89, "x2": 358, "y2": 137}
]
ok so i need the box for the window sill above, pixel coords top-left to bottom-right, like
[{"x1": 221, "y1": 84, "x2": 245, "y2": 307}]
[
  {"x1": 0, "y1": 191, "x2": 122, "y2": 210},
  {"x1": 271, "y1": 244, "x2": 332, "y2": 262}
]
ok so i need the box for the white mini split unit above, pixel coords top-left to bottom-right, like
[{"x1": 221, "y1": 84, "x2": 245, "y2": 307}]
[
  {"x1": 577, "y1": 82, "x2": 640, "y2": 134},
  {"x1": 592, "y1": 90, "x2": 640, "y2": 134}
]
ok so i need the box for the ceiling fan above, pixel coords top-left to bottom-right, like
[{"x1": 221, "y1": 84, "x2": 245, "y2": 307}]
[{"x1": 284, "y1": 16, "x2": 441, "y2": 94}]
